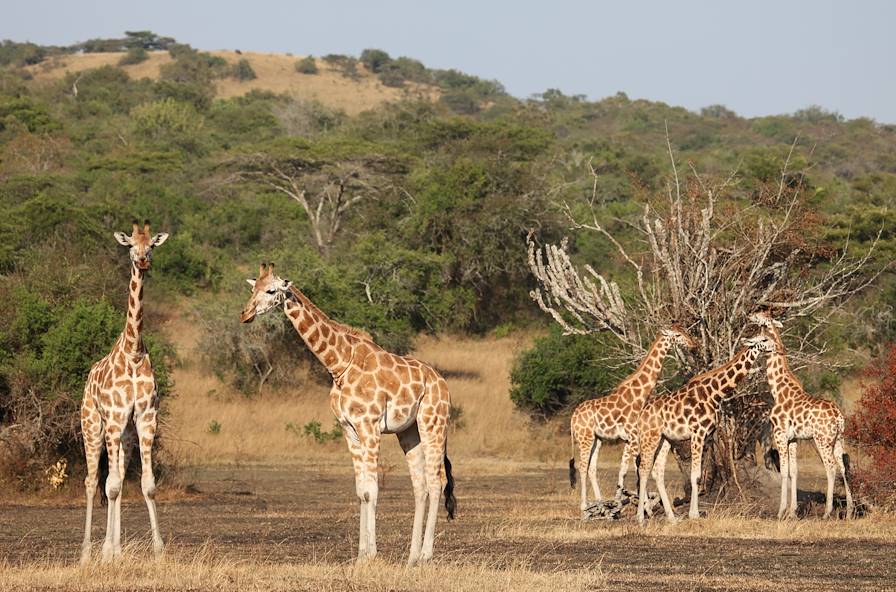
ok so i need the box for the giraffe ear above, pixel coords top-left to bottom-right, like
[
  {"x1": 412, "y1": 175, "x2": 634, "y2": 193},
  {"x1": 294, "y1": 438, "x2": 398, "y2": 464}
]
[
  {"x1": 246, "y1": 278, "x2": 257, "y2": 288},
  {"x1": 150, "y1": 232, "x2": 169, "y2": 247},
  {"x1": 114, "y1": 232, "x2": 132, "y2": 246},
  {"x1": 282, "y1": 279, "x2": 292, "y2": 290}
]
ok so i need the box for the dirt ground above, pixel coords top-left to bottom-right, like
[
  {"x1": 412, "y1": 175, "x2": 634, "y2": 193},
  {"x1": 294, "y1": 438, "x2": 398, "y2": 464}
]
[{"x1": 1, "y1": 462, "x2": 892, "y2": 591}]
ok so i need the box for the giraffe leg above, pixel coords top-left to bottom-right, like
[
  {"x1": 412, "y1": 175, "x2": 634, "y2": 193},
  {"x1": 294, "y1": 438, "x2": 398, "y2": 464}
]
[
  {"x1": 101, "y1": 422, "x2": 124, "y2": 563},
  {"x1": 576, "y1": 431, "x2": 594, "y2": 513},
  {"x1": 788, "y1": 441, "x2": 798, "y2": 518},
  {"x1": 815, "y1": 435, "x2": 837, "y2": 519},
  {"x1": 688, "y1": 435, "x2": 704, "y2": 520},
  {"x1": 111, "y1": 422, "x2": 135, "y2": 559},
  {"x1": 587, "y1": 439, "x2": 603, "y2": 505},
  {"x1": 615, "y1": 439, "x2": 636, "y2": 502},
  {"x1": 636, "y1": 433, "x2": 660, "y2": 526},
  {"x1": 398, "y1": 424, "x2": 426, "y2": 566},
  {"x1": 652, "y1": 440, "x2": 677, "y2": 523},
  {"x1": 418, "y1": 380, "x2": 450, "y2": 563},
  {"x1": 80, "y1": 406, "x2": 103, "y2": 565},
  {"x1": 135, "y1": 406, "x2": 164, "y2": 557},
  {"x1": 834, "y1": 438, "x2": 854, "y2": 519},
  {"x1": 345, "y1": 420, "x2": 381, "y2": 562},
  {"x1": 774, "y1": 432, "x2": 791, "y2": 519}
]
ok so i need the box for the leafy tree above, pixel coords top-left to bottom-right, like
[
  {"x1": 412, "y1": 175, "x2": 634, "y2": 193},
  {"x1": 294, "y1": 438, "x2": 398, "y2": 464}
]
[
  {"x1": 360, "y1": 48, "x2": 392, "y2": 73},
  {"x1": 118, "y1": 46, "x2": 148, "y2": 66},
  {"x1": 231, "y1": 58, "x2": 257, "y2": 81},
  {"x1": 131, "y1": 97, "x2": 205, "y2": 153}
]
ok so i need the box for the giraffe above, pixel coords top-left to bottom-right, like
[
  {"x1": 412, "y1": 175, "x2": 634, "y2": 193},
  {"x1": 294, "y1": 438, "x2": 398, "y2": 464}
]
[
  {"x1": 80, "y1": 220, "x2": 168, "y2": 564},
  {"x1": 750, "y1": 311, "x2": 854, "y2": 519},
  {"x1": 636, "y1": 333, "x2": 776, "y2": 524},
  {"x1": 568, "y1": 326, "x2": 696, "y2": 514},
  {"x1": 240, "y1": 263, "x2": 456, "y2": 565}
]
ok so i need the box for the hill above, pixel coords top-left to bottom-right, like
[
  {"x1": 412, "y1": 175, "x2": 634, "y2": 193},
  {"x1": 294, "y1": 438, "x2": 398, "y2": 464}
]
[{"x1": 24, "y1": 50, "x2": 439, "y2": 115}]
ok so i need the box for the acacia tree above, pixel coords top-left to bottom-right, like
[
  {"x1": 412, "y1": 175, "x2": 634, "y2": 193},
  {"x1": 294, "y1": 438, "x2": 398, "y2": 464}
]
[
  {"x1": 236, "y1": 149, "x2": 397, "y2": 255},
  {"x1": 528, "y1": 140, "x2": 880, "y2": 495}
]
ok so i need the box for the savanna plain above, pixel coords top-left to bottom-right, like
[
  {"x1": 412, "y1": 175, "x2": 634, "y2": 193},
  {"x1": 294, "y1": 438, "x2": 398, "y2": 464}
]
[{"x1": 1, "y1": 315, "x2": 892, "y2": 592}]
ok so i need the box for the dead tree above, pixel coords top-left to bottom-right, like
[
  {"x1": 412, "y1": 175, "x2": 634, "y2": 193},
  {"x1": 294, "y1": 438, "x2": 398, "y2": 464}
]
[{"x1": 528, "y1": 138, "x2": 880, "y2": 496}]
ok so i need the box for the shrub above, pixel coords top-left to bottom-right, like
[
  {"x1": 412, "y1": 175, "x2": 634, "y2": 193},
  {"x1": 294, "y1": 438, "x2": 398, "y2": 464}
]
[
  {"x1": 360, "y1": 48, "x2": 392, "y2": 73},
  {"x1": 439, "y1": 90, "x2": 480, "y2": 115},
  {"x1": 298, "y1": 420, "x2": 343, "y2": 443},
  {"x1": 231, "y1": 58, "x2": 257, "y2": 81},
  {"x1": 510, "y1": 328, "x2": 623, "y2": 418},
  {"x1": 322, "y1": 54, "x2": 359, "y2": 79},
  {"x1": 131, "y1": 97, "x2": 205, "y2": 152},
  {"x1": 847, "y1": 344, "x2": 896, "y2": 507},
  {"x1": 295, "y1": 56, "x2": 318, "y2": 75},
  {"x1": 118, "y1": 46, "x2": 148, "y2": 66}
]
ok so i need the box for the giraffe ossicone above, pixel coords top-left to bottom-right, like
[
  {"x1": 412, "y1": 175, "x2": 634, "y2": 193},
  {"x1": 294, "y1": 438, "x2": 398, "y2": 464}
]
[
  {"x1": 750, "y1": 311, "x2": 853, "y2": 520},
  {"x1": 569, "y1": 325, "x2": 697, "y2": 515},
  {"x1": 241, "y1": 262, "x2": 455, "y2": 565},
  {"x1": 80, "y1": 220, "x2": 167, "y2": 564}
]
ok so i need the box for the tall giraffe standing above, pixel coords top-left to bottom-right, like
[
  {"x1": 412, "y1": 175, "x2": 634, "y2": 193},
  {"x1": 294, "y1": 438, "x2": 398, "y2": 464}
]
[
  {"x1": 569, "y1": 326, "x2": 696, "y2": 514},
  {"x1": 750, "y1": 312, "x2": 854, "y2": 519},
  {"x1": 636, "y1": 334, "x2": 776, "y2": 524},
  {"x1": 80, "y1": 221, "x2": 168, "y2": 563},
  {"x1": 240, "y1": 264, "x2": 456, "y2": 565}
]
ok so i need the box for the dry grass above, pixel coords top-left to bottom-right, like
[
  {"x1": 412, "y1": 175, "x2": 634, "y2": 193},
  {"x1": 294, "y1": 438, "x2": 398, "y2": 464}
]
[
  {"x1": 0, "y1": 544, "x2": 606, "y2": 592},
  {"x1": 25, "y1": 50, "x2": 439, "y2": 115},
  {"x1": 161, "y1": 312, "x2": 567, "y2": 468}
]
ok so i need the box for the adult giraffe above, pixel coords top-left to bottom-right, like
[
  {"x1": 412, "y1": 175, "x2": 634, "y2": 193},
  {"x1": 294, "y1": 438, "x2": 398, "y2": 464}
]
[
  {"x1": 80, "y1": 221, "x2": 168, "y2": 563},
  {"x1": 636, "y1": 333, "x2": 776, "y2": 524},
  {"x1": 750, "y1": 311, "x2": 854, "y2": 519},
  {"x1": 569, "y1": 326, "x2": 696, "y2": 514},
  {"x1": 240, "y1": 263, "x2": 455, "y2": 565}
]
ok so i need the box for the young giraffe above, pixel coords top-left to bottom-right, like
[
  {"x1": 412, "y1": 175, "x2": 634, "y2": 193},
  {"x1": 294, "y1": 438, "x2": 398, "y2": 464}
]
[
  {"x1": 636, "y1": 333, "x2": 776, "y2": 524},
  {"x1": 750, "y1": 312, "x2": 854, "y2": 519},
  {"x1": 569, "y1": 326, "x2": 696, "y2": 514},
  {"x1": 240, "y1": 263, "x2": 456, "y2": 565},
  {"x1": 80, "y1": 221, "x2": 168, "y2": 563}
]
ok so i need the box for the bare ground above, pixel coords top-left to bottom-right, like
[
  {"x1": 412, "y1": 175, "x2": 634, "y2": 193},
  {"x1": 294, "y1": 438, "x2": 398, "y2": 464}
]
[{"x1": 1, "y1": 463, "x2": 893, "y2": 591}]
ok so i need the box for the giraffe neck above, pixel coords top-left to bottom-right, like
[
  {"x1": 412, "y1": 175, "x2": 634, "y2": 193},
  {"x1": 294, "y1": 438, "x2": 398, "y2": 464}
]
[
  {"x1": 761, "y1": 324, "x2": 798, "y2": 401},
  {"x1": 702, "y1": 347, "x2": 760, "y2": 405},
  {"x1": 119, "y1": 263, "x2": 146, "y2": 356},
  {"x1": 283, "y1": 286, "x2": 356, "y2": 377},
  {"x1": 624, "y1": 334, "x2": 673, "y2": 405}
]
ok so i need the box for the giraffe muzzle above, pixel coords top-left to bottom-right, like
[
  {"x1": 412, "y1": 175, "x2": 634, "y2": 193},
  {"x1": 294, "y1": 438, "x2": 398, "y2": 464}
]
[{"x1": 240, "y1": 308, "x2": 256, "y2": 323}]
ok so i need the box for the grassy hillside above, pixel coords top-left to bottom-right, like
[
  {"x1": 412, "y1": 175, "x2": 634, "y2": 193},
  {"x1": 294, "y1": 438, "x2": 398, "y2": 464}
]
[{"x1": 25, "y1": 50, "x2": 439, "y2": 115}]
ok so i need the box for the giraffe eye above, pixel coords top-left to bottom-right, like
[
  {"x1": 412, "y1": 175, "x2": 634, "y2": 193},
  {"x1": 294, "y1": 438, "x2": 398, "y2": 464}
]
[{"x1": 266, "y1": 289, "x2": 276, "y2": 294}]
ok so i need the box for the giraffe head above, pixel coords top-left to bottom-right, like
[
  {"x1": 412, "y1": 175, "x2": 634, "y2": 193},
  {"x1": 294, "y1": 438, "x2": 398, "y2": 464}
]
[
  {"x1": 741, "y1": 333, "x2": 777, "y2": 355},
  {"x1": 749, "y1": 310, "x2": 783, "y2": 329},
  {"x1": 240, "y1": 263, "x2": 292, "y2": 323},
  {"x1": 113, "y1": 220, "x2": 168, "y2": 271},
  {"x1": 661, "y1": 325, "x2": 698, "y2": 350}
]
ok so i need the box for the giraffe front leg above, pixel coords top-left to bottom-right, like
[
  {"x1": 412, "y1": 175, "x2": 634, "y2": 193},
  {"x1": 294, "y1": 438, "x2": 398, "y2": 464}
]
[
  {"x1": 575, "y1": 432, "x2": 593, "y2": 514},
  {"x1": 398, "y1": 425, "x2": 426, "y2": 566},
  {"x1": 135, "y1": 406, "x2": 164, "y2": 557},
  {"x1": 101, "y1": 423, "x2": 124, "y2": 563},
  {"x1": 81, "y1": 408, "x2": 103, "y2": 565},
  {"x1": 616, "y1": 440, "x2": 636, "y2": 502},
  {"x1": 688, "y1": 435, "x2": 705, "y2": 520},
  {"x1": 345, "y1": 420, "x2": 381, "y2": 562},
  {"x1": 773, "y1": 433, "x2": 791, "y2": 520}
]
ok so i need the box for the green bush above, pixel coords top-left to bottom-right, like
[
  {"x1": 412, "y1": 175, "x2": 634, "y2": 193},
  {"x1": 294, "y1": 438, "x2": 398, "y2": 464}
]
[
  {"x1": 510, "y1": 329, "x2": 624, "y2": 418},
  {"x1": 231, "y1": 58, "x2": 257, "y2": 81},
  {"x1": 118, "y1": 46, "x2": 148, "y2": 66},
  {"x1": 131, "y1": 97, "x2": 205, "y2": 152},
  {"x1": 295, "y1": 56, "x2": 318, "y2": 75},
  {"x1": 360, "y1": 48, "x2": 391, "y2": 73}
]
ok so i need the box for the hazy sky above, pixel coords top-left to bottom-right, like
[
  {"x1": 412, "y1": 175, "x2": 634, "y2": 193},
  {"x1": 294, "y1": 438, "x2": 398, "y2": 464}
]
[{"x1": 4, "y1": 0, "x2": 894, "y2": 122}]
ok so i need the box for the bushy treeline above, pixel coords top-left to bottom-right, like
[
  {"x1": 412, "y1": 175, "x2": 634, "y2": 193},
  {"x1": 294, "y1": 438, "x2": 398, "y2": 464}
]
[{"x1": 0, "y1": 34, "x2": 895, "y2": 478}]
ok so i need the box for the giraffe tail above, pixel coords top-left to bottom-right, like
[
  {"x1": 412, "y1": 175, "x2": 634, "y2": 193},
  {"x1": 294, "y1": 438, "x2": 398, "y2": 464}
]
[
  {"x1": 98, "y1": 446, "x2": 109, "y2": 507},
  {"x1": 765, "y1": 448, "x2": 781, "y2": 473},
  {"x1": 443, "y1": 452, "x2": 456, "y2": 520},
  {"x1": 843, "y1": 452, "x2": 851, "y2": 483},
  {"x1": 569, "y1": 430, "x2": 577, "y2": 489}
]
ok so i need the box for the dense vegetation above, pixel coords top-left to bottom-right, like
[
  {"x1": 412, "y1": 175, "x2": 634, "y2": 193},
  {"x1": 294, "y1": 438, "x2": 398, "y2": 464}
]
[{"x1": 0, "y1": 33, "x2": 893, "y2": 481}]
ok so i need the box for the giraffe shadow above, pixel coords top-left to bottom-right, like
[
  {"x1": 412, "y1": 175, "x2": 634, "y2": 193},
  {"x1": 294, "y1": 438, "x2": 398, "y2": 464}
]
[{"x1": 794, "y1": 490, "x2": 868, "y2": 519}]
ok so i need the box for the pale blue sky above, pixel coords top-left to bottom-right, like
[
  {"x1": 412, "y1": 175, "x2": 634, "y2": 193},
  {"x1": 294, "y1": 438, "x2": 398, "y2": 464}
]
[{"x1": 4, "y1": 0, "x2": 894, "y2": 122}]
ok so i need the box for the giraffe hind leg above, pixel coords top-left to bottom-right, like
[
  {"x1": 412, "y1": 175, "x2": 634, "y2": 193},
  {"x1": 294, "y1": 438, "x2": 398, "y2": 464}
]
[
  {"x1": 834, "y1": 438, "x2": 854, "y2": 518},
  {"x1": 81, "y1": 405, "x2": 103, "y2": 564},
  {"x1": 135, "y1": 406, "x2": 164, "y2": 557},
  {"x1": 398, "y1": 424, "x2": 426, "y2": 566}
]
